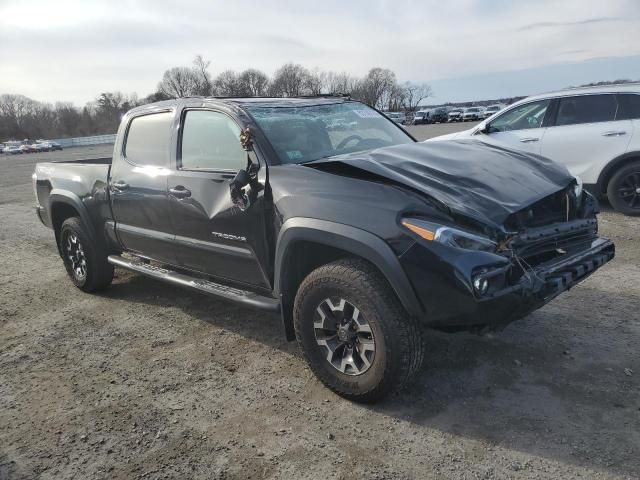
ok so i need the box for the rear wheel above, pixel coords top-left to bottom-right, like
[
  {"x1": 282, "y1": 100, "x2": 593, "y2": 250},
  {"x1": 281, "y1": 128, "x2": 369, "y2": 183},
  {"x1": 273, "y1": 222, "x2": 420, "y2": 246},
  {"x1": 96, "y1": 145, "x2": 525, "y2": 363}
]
[
  {"x1": 294, "y1": 258, "x2": 424, "y2": 402},
  {"x1": 59, "y1": 217, "x2": 114, "y2": 292},
  {"x1": 607, "y1": 160, "x2": 640, "y2": 216}
]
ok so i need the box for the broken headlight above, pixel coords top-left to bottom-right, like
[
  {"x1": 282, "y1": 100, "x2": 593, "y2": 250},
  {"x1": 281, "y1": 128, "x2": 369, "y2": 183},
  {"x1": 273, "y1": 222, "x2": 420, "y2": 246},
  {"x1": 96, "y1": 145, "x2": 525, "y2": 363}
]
[{"x1": 401, "y1": 218, "x2": 497, "y2": 253}]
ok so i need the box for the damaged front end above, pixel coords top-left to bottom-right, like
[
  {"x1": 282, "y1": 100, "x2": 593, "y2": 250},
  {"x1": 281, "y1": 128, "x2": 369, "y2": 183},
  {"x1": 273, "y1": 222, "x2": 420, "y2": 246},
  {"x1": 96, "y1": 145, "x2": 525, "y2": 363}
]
[{"x1": 399, "y1": 187, "x2": 614, "y2": 331}]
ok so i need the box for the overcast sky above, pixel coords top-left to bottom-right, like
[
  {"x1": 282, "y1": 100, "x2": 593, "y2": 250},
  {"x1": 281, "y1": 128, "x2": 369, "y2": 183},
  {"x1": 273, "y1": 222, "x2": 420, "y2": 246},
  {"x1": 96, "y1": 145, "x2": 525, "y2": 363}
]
[{"x1": 1, "y1": 0, "x2": 639, "y2": 105}]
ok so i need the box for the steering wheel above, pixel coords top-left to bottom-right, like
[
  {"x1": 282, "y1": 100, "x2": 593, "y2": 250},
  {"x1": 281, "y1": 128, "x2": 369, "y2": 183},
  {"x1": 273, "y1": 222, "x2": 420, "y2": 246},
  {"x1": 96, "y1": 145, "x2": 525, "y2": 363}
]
[{"x1": 336, "y1": 135, "x2": 363, "y2": 150}]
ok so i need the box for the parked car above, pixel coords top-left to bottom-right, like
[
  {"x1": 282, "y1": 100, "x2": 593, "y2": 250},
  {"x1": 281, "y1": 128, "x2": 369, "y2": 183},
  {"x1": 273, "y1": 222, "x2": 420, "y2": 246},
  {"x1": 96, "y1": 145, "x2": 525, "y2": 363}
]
[
  {"x1": 19, "y1": 145, "x2": 34, "y2": 154},
  {"x1": 428, "y1": 84, "x2": 640, "y2": 215},
  {"x1": 48, "y1": 141, "x2": 63, "y2": 151},
  {"x1": 33, "y1": 97, "x2": 614, "y2": 402},
  {"x1": 412, "y1": 110, "x2": 429, "y2": 125},
  {"x1": 482, "y1": 104, "x2": 505, "y2": 119},
  {"x1": 387, "y1": 112, "x2": 407, "y2": 124},
  {"x1": 34, "y1": 143, "x2": 51, "y2": 152},
  {"x1": 448, "y1": 108, "x2": 464, "y2": 122},
  {"x1": 462, "y1": 107, "x2": 485, "y2": 121},
  {"x1": 4, "y1": 145, "x2": 21, "y2": 155},
  {"x1": 425, "y1": 107, "x2": 449, "y2": 124}
]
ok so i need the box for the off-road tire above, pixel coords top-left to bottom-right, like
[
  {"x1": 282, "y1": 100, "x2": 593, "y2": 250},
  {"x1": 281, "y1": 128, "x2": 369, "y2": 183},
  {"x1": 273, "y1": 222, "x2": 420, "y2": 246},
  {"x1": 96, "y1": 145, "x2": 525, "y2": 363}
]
[
  {"x1": 607, "y1": 160, "x2": 640, "y2": 216},
  {"x1": 293, "y1": 258, "x2": 424, "y2": 402},
  {"x1": 59, "y1": 217, "x2": 114, "y2": 292}
]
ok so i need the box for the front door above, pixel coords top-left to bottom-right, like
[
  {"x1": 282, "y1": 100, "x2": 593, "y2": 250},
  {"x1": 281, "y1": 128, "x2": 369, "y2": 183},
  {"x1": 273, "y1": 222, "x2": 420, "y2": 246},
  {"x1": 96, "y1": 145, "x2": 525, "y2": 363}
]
[
  {"x1": 110, "y1": 110, "x2": 177, "y2": 264},
  {"x1": 166, "y1": 108, "x2": 270, "y2": 289},
  {"x1": 481, "y1": 98, "x2": 552, "y2": 155}
]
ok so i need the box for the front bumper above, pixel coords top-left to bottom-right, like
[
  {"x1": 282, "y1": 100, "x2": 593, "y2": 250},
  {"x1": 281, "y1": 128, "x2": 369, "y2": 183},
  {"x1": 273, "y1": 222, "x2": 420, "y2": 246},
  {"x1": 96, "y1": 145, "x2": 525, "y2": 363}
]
[{"x1": 400, "y1": 235, "x2": 614, "y2": 329}]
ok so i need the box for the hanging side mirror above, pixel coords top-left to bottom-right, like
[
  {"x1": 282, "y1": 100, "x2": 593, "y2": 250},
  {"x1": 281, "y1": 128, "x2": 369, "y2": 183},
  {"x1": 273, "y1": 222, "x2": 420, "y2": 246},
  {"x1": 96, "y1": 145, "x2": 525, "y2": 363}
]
[{"x1": 230, "y1": 126, "x2": 259, "y2": 210}]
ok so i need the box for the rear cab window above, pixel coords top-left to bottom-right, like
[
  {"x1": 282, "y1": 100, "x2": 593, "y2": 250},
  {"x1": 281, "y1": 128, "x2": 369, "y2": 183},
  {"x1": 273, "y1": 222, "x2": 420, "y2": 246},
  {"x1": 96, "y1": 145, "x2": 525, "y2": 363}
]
[{"x1": 124, "y1": 111, "x2": 173, "y2": 166}]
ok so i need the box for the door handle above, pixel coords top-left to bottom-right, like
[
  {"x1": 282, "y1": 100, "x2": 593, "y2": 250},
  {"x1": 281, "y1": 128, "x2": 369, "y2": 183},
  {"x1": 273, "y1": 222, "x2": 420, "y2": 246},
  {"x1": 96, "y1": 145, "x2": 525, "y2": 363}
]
[
  {"x1": 169, "y1": 186, "x2": 192, "y2": 198},
  {"x1": 602, "y1": 131, "x2": 627, "y2": 137},
  {"x1": 520, "y1": 137, "x2": 539, "y2": 143},
  {"x1": 111, "y1": 181, "x2": 129, "y2": 191}
]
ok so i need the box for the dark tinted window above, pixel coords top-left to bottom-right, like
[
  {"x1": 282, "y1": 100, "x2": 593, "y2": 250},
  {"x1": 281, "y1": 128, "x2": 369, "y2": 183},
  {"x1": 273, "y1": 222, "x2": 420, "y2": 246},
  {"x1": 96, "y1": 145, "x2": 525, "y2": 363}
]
[
  {"x1": 124, "y1": 112, "x2": 173, "y2": 166},
  {"x1": 180, "y1": 110, "x2": 245, "y2": 171},
  {"x1": 616, "y1": 94, "x2": 640, "y2": 120},
  {"x1": 555, "y1": 95, "x2": 617, "y2": 126}
]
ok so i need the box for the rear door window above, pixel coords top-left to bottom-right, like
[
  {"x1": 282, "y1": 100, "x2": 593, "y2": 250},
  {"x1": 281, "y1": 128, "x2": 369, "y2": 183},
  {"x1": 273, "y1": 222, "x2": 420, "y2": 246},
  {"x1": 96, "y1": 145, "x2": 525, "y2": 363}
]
[
  {"x1": 616, "y1": 94, "x2": 640, "y2": 120},
  {"x1": 555, "y1": 94, "x2": 617, "y2": 126},
  {"x1": 124, "y1": 112, "x2": 173, "y2": 166}
]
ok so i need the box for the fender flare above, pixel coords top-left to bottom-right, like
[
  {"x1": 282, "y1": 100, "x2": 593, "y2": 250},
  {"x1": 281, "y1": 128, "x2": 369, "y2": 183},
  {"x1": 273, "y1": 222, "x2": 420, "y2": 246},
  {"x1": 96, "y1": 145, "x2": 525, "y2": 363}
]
[
  {"x1": 274, "y1": 218, "x2": 423, "y2": 339},
  {"x1": 596, "y1": 151, "x2": 640, "y2": 195},
  {"x1": 48, "y1": 190, "x2": 98, "y2": 244}
]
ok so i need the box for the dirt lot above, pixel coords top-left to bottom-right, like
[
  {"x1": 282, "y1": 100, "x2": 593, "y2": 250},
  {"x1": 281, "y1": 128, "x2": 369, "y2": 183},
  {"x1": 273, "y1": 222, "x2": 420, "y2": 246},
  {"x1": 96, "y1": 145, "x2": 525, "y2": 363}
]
[{"x1": 1, "y1": 123, "x2": 639, "y2": 479}]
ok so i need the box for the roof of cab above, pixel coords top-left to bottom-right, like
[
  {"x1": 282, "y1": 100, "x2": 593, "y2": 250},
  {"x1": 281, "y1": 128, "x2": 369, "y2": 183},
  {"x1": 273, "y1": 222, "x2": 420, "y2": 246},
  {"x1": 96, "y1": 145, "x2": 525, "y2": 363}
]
[{"x1": 127, "y1": 96, "x2": 352, "y2": 115}]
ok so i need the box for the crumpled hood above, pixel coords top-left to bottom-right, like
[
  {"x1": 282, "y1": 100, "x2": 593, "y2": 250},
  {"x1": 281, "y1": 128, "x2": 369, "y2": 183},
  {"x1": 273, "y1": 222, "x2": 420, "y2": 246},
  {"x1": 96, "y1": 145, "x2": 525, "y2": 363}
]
[{"x1": 308, "y1": 139, "x2": 575, "y2": 229}]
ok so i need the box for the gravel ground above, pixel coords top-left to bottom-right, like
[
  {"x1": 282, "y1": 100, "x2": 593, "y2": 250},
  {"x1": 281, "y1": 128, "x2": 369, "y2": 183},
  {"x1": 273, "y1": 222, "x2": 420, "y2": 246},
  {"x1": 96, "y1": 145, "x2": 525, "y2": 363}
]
[{"x1": 1, "y1": 123, "x2": 638, "y2": 480}]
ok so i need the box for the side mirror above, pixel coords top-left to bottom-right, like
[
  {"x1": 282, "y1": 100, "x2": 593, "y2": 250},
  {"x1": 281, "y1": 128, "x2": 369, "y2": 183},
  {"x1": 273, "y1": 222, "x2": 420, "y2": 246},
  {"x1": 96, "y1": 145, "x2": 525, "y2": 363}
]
[
  {"x1": 478, "y1": 123, "x2": 491, "y2": 135},
  {"x1": 230, "y1": 168, "x2": 250, "y2": 190}
]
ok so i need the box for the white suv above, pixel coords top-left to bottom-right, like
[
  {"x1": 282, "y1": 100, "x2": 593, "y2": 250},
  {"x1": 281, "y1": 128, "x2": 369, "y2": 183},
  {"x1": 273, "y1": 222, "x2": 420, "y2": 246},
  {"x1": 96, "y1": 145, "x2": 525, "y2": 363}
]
[{"x1": 428, "y1": 84, "x2": 640, "y2": 215}]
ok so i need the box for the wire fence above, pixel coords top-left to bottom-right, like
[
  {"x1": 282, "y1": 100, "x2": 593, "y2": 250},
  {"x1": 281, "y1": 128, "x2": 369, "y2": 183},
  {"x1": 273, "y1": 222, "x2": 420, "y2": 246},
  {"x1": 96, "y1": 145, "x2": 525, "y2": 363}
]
[{"x1": 49, "y1": 134, "x2": 116, "y2": 148}]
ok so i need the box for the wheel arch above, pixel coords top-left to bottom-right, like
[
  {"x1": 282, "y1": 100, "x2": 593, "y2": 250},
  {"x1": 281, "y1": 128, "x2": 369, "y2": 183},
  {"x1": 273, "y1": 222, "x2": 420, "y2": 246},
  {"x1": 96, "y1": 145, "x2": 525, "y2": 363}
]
[
  {"x1": 49, "y1": 190, "x2": 97, "y2": 251},
  {"x1": 596, "y1": 151, "x2": 640, "y2": 196},
  {"x1": 274, "y1": 218, "x2": 423, "y2": 341}
]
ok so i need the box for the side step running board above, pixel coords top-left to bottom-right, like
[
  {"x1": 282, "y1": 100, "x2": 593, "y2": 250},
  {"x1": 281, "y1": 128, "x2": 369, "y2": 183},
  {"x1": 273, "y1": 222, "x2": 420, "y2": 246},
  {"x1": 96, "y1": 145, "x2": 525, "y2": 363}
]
[{"x1": 108, "y1": 255, "x2": 280, "y2": 312}]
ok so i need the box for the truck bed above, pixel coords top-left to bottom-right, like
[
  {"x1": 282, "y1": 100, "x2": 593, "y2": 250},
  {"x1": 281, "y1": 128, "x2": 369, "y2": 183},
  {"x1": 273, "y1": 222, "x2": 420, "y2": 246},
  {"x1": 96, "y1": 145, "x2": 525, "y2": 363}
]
[{"x1": 51, "y1": 156, "x2": 112, "y2": 165}]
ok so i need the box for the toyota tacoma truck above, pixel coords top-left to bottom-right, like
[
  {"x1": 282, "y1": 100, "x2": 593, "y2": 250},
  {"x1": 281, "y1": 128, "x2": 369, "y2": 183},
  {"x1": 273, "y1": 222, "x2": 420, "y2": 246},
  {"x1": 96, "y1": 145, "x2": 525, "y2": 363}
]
[{"x1": 33, "y1": 96, "x2": 614, "y2": 402}]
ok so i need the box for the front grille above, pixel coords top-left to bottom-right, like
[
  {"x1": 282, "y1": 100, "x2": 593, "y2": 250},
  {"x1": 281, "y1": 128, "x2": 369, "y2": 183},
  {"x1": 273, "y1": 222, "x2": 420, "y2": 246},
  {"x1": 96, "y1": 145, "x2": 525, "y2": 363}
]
[{"x1": 505, "y1": 186, "x2": 579, "y2": 231}]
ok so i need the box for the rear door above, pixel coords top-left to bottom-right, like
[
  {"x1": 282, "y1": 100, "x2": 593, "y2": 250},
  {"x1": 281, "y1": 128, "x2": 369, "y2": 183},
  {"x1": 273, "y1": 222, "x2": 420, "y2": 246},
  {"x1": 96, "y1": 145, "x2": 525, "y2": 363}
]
[
  {"x1": 166, "y1": 106, "x2": 271, "y2": 289},
  {"x1": 482, "y1": 99, "x2": 552, "y2": 154},
  {"x1": 109, "y1": 109, "x2": 177, "y2": 264},
  {"x1": 539, "y1": 94, "x2": 632, "y2": 183}
]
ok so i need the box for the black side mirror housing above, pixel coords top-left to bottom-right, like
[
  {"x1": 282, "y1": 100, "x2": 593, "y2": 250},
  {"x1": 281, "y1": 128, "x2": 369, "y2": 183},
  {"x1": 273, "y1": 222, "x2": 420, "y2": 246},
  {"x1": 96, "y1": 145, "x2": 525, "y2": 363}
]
[{"x1": 231, "y1": 168, "x2": 250, "y2": 190}]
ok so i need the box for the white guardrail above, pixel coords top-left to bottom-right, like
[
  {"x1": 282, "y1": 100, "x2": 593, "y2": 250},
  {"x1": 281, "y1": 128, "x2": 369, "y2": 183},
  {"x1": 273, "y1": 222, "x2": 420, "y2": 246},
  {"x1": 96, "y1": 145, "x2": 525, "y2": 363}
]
[{"x1": 49, "y1": 134, "x2": 116, "y2": 148}]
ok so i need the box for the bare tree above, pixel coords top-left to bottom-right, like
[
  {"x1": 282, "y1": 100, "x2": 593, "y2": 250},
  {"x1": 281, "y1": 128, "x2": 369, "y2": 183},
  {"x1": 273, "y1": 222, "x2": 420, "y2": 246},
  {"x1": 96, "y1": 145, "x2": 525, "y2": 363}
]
[
  {"x1": 238, "y1": 69, "x2": 269, "y2": 96},
  {"x1": 157, "y1": 67, "x2": 202, "y2": 98},
  {"x1": 402, "y1": 82, "x2": 432, "y2": 111},
  {"x1": 269, "y1": 63, "x2": 311, "y2": 97},
  {"x1": 353, "y1": 68, "x2": 397, "y2": 109},
  {"x1": 193, "y1": 55, "x2": 213, "y2": 95},
  {"x1": 305, "y1": 68, "x2": 324, "y2": 95},
  {"x1": 324, "y1": 72, "x2": 359, "y2": 95},
  {"x1": 213, "y1": 70, "x2": 244, "y2": 96}
]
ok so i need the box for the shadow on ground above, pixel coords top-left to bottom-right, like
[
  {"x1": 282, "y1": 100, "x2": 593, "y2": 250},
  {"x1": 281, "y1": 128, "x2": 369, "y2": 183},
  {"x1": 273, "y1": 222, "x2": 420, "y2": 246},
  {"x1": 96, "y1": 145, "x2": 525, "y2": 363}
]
[{"x1": 99, "y1": 267, "x2": 639, "y2": 477}]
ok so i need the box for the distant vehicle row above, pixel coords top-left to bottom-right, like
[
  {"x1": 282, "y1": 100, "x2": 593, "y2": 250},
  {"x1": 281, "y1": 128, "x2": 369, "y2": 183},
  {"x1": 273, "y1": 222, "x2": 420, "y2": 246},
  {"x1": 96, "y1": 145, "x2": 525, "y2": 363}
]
[
  {"x1": 412, "y1": 105, "x2": 506, "y2": 124},
  {"x1": 1, "y1": 141, "x2": 63, "y2": 154}
]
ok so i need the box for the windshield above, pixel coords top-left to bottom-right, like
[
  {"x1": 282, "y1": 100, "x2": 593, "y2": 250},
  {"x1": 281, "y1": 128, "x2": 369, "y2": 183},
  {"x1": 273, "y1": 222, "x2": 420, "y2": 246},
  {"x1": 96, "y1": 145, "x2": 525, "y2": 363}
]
[{"x1": 247, "y1": 102, "x2": 414, "y2": 164}]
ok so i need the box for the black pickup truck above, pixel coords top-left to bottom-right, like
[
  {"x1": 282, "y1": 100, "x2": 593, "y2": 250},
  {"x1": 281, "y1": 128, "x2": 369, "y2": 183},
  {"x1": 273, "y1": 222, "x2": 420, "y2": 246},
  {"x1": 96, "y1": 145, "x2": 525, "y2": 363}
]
[{"x1": 34, "y1": 96, "x2": 614, "y2": 402}]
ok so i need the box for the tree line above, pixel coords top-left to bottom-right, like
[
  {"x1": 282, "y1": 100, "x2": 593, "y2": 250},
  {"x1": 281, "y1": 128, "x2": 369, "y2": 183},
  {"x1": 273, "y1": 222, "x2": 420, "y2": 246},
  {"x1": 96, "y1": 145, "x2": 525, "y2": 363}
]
[{"x1": 0, "y1": 56, "x2": 432, "y2": 141}]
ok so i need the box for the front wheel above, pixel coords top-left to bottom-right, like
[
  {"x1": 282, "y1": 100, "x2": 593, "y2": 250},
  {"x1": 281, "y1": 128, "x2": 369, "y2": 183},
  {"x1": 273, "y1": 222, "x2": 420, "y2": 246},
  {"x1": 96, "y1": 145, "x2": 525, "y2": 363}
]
[
  {"x1": 294, "y1": 259, "x2": 424, "y2": 402},
  {"x1": 59, "y1": 217, "x2": 114, "y2": 292},
  {"x1": 607, "y1": 160, "x2": 640, "y2": 216}
]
